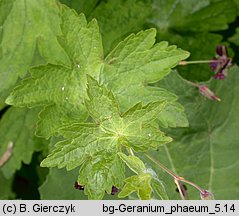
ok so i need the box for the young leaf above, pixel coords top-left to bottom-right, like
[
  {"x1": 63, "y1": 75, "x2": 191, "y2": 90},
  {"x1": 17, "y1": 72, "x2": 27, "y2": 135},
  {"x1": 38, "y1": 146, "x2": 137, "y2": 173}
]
[
  {"x1": 118, "y1": 152, "x2": 146, "y2": 175},
  {"x1": 118, "y1": 173, "x2": 152, "y2": 200},
  {"x1": 41, "y1": 77, "x2": 172, "y2": 199},
  {"x1": 0, "y1": 107, "x2": 46, "y2": 179}
]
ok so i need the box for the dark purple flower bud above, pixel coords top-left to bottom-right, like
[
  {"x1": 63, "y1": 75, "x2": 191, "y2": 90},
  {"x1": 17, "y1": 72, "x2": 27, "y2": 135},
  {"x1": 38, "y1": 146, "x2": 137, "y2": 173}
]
[
  {"x1": 216, "y1": 45, "x2": 224, "y2": 56},
  {"x1": 200, "y1": 190, "x2": 214, "y2": 200},
  {"x1": 198, "y1": 85, "x2": 221, "y2": 101},
  {"x1": 111, "y1": 186, "x2": 118, "y2": 195},
  {"x1": 211, "y1": 45, "x2": 232, "y2": 80},
  {"x1": 74, "y1": 181, "x2": 84, "y2": 190}
]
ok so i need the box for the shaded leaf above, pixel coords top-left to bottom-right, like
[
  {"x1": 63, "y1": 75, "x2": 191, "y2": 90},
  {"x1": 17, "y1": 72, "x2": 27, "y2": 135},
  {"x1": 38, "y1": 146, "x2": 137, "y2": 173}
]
[
  {"x1": 145, "y1": 66, "x2": 239, "y2": 199},
  {"x1": 0, "y1": 172, "x2": 15, "y2": 199},
  {"x1": 0, "y1": 107, "x2": 45, "y2": 178},
  {"x1": 148, "y1": 0, "x2": 237, "y2": 81},
  {"x1": 229, "y1": 27, "x2": 239, "y2": 46},
  {"x1": 91, "y1": 0, "x2": 151, "y2": 53},
  {"x1": 59, "y1": 0, "x2": 100, "y2": 16},
  {"x1": 39, "y1": 168, "x2": 87, "y2": 200}
]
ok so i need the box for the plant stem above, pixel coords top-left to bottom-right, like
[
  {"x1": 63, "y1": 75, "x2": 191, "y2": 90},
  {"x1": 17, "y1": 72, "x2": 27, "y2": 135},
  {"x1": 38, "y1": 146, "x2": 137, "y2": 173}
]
[
  {"x1": 174, "y1": 179, "x2": 185, "y2": 200},
  {"x1": 145, "y1": 153, "x2": 205, "y2": 196},
  {"x1": 179, "y1": 60, "x2": 219, "y2": 65},
  {"x1": 0, "y1": 142, "x2": 14, "y2": 167},
  {"x1": 145, "y1": 154, "x2": 178, "y2": 178}
]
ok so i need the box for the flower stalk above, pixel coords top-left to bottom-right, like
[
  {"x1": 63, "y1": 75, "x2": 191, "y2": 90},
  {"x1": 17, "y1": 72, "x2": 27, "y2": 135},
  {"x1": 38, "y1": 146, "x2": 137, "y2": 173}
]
[{"x1": 145, "y1": 153, "x2": 213, "y2": 200}]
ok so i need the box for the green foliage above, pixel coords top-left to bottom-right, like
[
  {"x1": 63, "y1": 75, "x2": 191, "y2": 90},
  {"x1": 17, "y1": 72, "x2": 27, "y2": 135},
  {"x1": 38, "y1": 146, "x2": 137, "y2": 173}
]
[
  {"x1": 90, "y1": 0, "x2": 151, "y2": 54},
  {"x1": 6, "y1": 8, "x2": 103, "y2": 138},
  {"x1": 0, "y1": 0, "x2": 239, "y2": 200},
  {"x1": 39, "y1": 168, "x2": 87, "y2": 199},
  {"x1": 0, "y1": 107, "x2": 46, "y2": 179},
  {"x1": 6, "y1": 8, "x2": 189, "y2": 138},
  {"x1": 229, "y1": 27, "x2": 239, "y2": 46},
  {"x1": 145, "y1": 66, "x2": 239, "y2": 199},
  {"x1": 148, "y1": 0, "x2": 238, "y2": 81},
  {"x1": 59, "y1": 0, "x2": 99, "y2": 16},
  {"x1": 40, "y1": 76, "x2": 172, "y2": 199},
  {"x1": 118, "y1": 173, "x2": 152, "y2": 199},
  {"x1": 0, "y1": 172, "x2": 15, "y2": 199},
  {"x1": 118, "y1": 153, "x2": 146, "y2": 174},
  {"x1": 0, "y1": 0, "x2": 66, "y2": 95}
]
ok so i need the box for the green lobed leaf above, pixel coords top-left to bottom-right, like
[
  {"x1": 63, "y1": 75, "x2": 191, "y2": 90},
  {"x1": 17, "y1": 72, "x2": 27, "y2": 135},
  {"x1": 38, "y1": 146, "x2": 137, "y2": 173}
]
[
  {"x1": 41, "y1": 77, "x2": 172, "y2": 199},
  {"x1": 0, "y1": 0, "x2": 68, "y2": 93},
  {"x1": 102, "y1": 29, "x2": 190, "y2": 127},
  {"x1": 118, "y1": 152, "x2": 146, "y2": 175},
  {"x1": 118, "y1": 173, "x2": 152, "y2": 200},
  {"x1": 0, "y1": 107, "x2": 46, "y2": 179},
  {"x1": 145, "y1": 66, "x2": 239, "y2": 199},
  {"x1": 6, "y1": 9, "x2": 189, "y2": 136},
  {"x1": 6, "y1": 7, "x2": 104, "y2": 138}
]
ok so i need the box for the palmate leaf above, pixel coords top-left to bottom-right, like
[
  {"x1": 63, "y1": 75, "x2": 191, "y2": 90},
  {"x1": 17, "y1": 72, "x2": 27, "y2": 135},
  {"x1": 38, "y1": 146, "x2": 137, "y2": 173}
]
[
  {"x1": 147, "y1": 0, "x2": 238, "y2": 81},
  {"x1": 6, "y1": 6, "x2": 190, "y2": 138},
  {"x1": 145, "y1": 66, "x2": 239, "y2": 199},
  {"x1": 41, "y1": 77, "x2": 172, "y2": 199},
  {"x1": 0, "y1": 0, "x2": 68, "y2": 93},
  {"x1": 6, "y1": 7, "x2": 104, "y2": 138},
  {"x1": 102, "y1": 29, "x2": 190, "y2": 127},
  {"x1": 0, "y1": 107, "x2": 46, "y2": 179}
]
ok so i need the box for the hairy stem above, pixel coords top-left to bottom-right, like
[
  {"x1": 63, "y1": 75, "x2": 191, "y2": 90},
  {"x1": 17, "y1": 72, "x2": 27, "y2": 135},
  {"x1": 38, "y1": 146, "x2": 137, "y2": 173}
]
[
  {"x1": 179, "y1": 60, "x2": 219, "y2": 65},
  {"x1": 145, "y1": 153, "x2": 205, "y2": 197}
]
